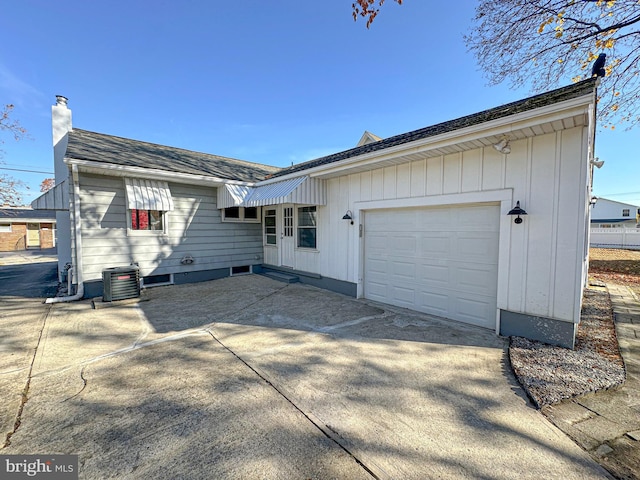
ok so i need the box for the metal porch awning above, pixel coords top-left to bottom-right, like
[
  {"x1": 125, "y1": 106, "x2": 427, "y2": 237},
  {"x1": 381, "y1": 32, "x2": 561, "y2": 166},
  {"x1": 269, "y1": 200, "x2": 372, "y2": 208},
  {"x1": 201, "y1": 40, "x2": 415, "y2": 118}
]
[{"x1": 217, "y1": 176, "x2": 325, "y2": 209}]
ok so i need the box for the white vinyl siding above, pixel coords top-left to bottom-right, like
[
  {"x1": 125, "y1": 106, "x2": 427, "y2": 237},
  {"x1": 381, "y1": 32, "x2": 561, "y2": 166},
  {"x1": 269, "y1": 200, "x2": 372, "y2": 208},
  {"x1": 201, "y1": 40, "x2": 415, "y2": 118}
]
[{"x1": 78, "y1": 173, "x2": 263, "y2": 281}]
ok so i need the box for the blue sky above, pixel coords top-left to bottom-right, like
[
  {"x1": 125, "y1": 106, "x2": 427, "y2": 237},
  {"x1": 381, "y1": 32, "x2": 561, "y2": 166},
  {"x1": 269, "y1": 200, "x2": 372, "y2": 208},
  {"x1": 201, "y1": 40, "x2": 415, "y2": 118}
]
[{"x1": 1, "y1": 1, "x2": 637, "y2": 206}]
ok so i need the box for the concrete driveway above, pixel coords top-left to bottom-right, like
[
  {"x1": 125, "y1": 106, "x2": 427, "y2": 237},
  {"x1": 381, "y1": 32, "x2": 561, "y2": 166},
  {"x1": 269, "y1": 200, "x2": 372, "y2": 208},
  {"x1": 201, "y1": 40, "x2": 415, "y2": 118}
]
[{"x1": 1, "y1": 275, "x2": 612, "y2": 479}]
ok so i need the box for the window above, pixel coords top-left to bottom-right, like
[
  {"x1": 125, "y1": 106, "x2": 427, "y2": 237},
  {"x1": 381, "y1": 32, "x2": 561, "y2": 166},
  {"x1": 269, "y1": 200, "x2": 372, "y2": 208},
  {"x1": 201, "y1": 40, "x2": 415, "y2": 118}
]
[
  {"x1": 131, "y1": 209, "x2": 164, "y2": 231},
  {"x1": 223, "y1": 206, "x2": 260, "y2": 223},
  {"x1": 264, "y1": 209, "x2": 277, "y2": 245},
  {"x1": 224, "y1": 207, "x2": 240, "y2": 219},
  {"x1": 0, "y1": 223, "x2": 11, "y2": 233},
  {"x1": 297, "y1": 206, "x2": 317, "y2": 249},
  {"x1": 623, "y1": 209, "x2": 630, "y2": 217},
  {"x1": 244, "y1": 207, "x2": 258, "y2": 220}
]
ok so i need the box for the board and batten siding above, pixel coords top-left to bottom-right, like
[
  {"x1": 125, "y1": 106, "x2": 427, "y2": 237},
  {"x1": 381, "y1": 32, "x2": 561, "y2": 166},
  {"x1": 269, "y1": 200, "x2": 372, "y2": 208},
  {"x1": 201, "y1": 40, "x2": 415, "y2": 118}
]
[
  {"x1": 78, "y1": 173, "x2": 263, "y2": 281},
  {"x1": 307, "y1": 127, "x2": 588, "y2": 325}
]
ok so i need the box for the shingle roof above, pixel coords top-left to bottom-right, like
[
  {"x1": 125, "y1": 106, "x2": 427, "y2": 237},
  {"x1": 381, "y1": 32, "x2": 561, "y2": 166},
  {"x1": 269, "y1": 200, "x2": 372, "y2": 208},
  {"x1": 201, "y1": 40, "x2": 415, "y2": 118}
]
[
  {"x1": 0, "y1": 208, "x2": 56, "y2": 220},
  {"x1": 272, "y1": 78, "x2": 598, "y2": 178},
  {"x1": 66, "y1": 129, "x2": 281, "y2": 183}
]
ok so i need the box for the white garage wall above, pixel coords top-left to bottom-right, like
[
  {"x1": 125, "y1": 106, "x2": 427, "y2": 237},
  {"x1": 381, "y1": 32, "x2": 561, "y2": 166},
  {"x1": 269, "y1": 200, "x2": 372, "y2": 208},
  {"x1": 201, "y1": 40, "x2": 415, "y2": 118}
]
[{"x1": 302, "y1": 126, "x2": 588, "y2": 325}]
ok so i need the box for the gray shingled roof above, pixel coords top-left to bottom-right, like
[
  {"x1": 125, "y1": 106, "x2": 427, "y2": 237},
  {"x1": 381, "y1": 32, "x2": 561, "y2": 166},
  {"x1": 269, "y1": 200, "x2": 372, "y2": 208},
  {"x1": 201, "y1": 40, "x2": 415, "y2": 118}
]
[
  {"x1": 66, "y1": 129, "x2": 281, "y2": 183},
  {"x1": 272, "y1": 78, "x2": 598, "y2": 178},
  {"x1": 0, "y1": 208, "x2": 56, "y2": 220}
]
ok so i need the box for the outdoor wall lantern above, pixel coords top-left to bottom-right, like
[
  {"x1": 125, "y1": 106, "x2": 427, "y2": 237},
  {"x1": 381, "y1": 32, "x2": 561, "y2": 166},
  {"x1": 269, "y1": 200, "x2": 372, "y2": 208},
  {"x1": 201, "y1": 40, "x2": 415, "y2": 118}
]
[
  {"x1": 507, "y1": 201, "x2": 527, "y2": 224},
  {"x1": 342, "y1": 210, "x2": 354, "y2": 225}
]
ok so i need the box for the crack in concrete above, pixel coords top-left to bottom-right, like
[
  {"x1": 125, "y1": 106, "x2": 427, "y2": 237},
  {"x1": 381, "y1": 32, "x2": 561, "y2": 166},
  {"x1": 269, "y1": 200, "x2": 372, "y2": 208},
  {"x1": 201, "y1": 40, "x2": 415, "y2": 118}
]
[
  {"x1": 204, "y1": 328, "x2": 382, "y2": 480},
  {"x1": 63, "y1": 367, "x2": 88, "y2": 402},
  {"x1": 2, "y1": 303, "x2": 53, "y2": 449}
]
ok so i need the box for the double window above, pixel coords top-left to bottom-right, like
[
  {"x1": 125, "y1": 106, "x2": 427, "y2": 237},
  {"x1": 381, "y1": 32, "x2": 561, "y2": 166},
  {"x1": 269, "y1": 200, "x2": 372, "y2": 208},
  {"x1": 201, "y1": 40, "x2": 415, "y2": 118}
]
[{"x1": 223, "y1": 206, "x2": 259, "y2": 222}]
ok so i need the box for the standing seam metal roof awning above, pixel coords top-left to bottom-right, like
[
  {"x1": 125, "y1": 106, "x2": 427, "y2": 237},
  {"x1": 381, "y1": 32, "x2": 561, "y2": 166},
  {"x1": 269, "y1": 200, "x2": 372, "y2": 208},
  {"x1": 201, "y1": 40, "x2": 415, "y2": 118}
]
[
  {"x1": 217, "y1": 176, "x2": 326, "y2": 209},
  {"x1": 124, "y1": 178, "x2": 174, "y2": 211}
]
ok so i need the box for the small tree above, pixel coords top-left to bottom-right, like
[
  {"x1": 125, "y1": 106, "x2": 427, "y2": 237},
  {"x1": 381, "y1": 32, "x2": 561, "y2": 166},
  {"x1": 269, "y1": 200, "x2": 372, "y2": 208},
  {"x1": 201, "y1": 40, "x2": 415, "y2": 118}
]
[{"x1": 40, "y1": 178, "x2": 55, "y2": 193}]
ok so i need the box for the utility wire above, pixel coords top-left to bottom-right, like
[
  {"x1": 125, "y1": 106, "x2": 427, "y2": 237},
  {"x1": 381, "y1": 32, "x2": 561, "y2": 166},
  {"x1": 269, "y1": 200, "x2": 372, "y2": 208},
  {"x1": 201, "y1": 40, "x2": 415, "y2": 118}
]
[{"x1": 0, "y1": 166, "x2": 54, "y2": 175}]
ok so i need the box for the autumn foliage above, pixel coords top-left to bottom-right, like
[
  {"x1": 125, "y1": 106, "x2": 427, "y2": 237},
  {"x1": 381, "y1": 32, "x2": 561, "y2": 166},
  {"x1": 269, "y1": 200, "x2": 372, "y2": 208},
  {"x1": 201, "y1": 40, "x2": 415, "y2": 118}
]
[{"x1": 352, "y1": 0, "x2": 402, "y2": 28}]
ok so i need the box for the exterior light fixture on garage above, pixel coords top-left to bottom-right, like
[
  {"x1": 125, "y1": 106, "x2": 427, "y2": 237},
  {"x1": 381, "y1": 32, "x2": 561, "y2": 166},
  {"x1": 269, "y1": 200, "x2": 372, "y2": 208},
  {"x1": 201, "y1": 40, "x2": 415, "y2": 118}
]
[
  {"x1": 493, "y1": 137, "x2": 511, "y2": 154},
  {"x1": 342, "y1": 210, "x2": 354, "y2": 225},
  {"x1": 508, "y1": 201, "x2": 527, "y2": 224}
]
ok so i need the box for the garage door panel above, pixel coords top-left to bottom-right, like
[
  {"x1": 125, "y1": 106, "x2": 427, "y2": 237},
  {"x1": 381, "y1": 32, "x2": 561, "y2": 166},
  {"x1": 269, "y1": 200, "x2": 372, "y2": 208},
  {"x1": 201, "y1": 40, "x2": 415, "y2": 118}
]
[
  {"x1": 454, "y1": 295, "x2": 495, "y2": 327},
  {"x1": 418, "y1": 264, "x2": 450, "y2": 285},
  {"x1": 392, "y1": 235, "x2": 418, "y2": 256},
  {"x1": 454, "y1": 264, "x2": 498, "y2": 296},
  {"x1": 416, "y1": 291, "x2": 448, "y2": 316},
  {"x1": 457, "y1": 236, "x2": 497, "y2": 257},
  {"x1": 391, "y1": 261, "x2": 416, "y2": 279},
  {"x1": 364, "y1": 204, "x2": 499, "y2": 329},
  {"x1": 390, "y1": 285, "x2": 416, "y2": 306},
  {"x1": 419, "y1": 236, "x2": 451, "y2": 256}
]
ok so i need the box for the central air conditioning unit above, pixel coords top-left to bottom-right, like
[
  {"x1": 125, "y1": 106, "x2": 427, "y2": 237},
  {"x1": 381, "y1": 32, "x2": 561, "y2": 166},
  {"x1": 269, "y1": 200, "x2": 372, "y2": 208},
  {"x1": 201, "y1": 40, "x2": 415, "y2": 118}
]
[{"x1": 102, "y1": 266, "x2": 140, "y2": 302}]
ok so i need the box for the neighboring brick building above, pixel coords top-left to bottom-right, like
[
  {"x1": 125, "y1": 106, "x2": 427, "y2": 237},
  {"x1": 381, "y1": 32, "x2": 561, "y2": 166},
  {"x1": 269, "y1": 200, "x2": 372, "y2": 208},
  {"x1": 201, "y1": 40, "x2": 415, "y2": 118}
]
[{"x1": 0, "y1": 208, "x2": 56, "y2": 251}]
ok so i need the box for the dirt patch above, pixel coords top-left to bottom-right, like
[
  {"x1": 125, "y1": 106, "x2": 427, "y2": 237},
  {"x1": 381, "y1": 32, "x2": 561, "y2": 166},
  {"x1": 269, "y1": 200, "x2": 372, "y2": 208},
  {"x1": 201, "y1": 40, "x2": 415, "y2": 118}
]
[{"x1": 589, "y1": 247, "x2": 640, "y2": 297}]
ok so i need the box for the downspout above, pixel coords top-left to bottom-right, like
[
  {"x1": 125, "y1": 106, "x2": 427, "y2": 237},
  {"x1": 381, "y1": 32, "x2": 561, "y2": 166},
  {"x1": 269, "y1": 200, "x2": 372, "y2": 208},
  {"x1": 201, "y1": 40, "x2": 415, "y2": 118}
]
[{"x1": 46, "y1": 164, "x2": 84, "y2": 303}]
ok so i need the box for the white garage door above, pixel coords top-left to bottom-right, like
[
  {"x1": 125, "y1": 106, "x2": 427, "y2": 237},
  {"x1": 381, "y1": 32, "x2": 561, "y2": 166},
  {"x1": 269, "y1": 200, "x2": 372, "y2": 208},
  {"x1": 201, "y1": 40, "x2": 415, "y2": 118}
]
[{"x1": 364, "y1": 204, "x2": 500, "y2": 329}]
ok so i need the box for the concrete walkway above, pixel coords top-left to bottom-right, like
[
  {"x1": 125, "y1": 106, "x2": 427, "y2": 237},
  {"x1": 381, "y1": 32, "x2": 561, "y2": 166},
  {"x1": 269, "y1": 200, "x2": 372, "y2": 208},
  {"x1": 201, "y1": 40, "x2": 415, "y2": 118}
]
[
  {"x1": 543, "y1": 283, "x2": 640, "y2": 479},
  {"x1": 0, "y1": 248, "x2": 57, "y2": 266}
]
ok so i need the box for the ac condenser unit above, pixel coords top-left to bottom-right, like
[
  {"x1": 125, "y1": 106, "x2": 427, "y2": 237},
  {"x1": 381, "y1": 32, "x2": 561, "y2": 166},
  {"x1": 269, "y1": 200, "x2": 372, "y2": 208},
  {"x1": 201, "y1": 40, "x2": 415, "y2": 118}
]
[{"x1": 102, "y1": 266, "x2": 140, "y2": 302}]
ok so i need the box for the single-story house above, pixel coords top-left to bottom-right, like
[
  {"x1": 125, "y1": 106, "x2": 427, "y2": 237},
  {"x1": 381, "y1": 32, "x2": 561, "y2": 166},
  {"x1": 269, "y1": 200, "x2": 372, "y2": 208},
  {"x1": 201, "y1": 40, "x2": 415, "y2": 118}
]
[
  {"x1": 0, "y1": 207, "x2": 56, "y2": 251},
  {"x1": 589, "y1": 197, "x2": 640, "y2": 249},
  {"x1": 34, "y1": 79, "x2": 600, "y2": 348},
  {"x1": 590, "y1": 197, "x2": 640, "y2": 228}
]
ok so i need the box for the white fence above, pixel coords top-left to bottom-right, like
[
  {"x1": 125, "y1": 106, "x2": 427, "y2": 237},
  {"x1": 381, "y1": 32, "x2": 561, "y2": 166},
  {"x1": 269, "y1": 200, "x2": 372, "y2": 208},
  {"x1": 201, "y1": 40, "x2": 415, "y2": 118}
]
[{"x1": 590, "y1": 228, "x2": 640, "y2": 249}]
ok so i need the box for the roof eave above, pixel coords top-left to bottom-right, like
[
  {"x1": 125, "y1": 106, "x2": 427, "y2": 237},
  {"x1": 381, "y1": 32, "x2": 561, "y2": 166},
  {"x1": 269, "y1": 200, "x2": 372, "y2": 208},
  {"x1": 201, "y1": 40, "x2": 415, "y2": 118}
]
[
  {"x1": 264, "y1": 92, "x2": 595, "y2": 183},
  {"x1": 65, "y1": 158, "x2": 256, "y2": 187}
]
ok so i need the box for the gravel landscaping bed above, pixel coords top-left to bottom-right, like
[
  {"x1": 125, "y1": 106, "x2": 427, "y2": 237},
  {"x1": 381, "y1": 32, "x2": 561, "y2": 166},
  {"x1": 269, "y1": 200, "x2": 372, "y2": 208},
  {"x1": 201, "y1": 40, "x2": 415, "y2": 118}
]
[{"x1": 509, "y1": 287, "x2": 626, "y2": 408}]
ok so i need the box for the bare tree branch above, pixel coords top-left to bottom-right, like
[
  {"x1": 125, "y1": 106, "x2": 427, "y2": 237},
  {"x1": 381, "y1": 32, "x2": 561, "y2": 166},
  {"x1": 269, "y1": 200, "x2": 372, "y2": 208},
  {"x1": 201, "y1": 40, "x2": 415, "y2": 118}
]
[{"x1": 465, "y1": 0, "x2": 640, "y2": 128}]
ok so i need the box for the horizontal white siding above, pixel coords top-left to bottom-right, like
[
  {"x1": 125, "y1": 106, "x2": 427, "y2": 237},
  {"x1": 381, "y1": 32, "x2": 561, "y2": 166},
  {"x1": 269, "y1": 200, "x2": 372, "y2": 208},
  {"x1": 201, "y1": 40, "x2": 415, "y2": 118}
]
[
  {"x1": 79, "y1": 174, "x2": 263, "y2": 281},
  {"x1": 308, "y1": 127, "x2": 587, "y2": 324}
]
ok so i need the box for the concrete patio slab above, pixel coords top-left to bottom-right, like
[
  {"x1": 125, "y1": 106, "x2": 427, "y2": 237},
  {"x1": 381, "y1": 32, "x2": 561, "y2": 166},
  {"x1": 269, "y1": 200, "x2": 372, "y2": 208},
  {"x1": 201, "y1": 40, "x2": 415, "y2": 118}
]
[{"x1": 2, "y1": 275, "x2": 613, "y2": 479}]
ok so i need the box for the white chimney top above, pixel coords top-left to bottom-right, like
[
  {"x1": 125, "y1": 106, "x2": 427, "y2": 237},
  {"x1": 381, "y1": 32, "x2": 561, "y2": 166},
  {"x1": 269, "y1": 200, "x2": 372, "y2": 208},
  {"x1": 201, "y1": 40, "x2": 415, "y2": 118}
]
[{"x1": 55, "y1": 95, "x2": 68, "y2": 107}]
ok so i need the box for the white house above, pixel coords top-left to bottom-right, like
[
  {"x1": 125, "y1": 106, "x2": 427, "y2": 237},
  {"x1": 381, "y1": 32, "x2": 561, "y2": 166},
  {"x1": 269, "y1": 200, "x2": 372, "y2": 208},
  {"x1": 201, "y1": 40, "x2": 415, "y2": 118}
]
[
  {"x1": 590, "y1": 197, "x2": 639, "y2": 227},
  {"x1": 34, "y1": 78, "x2": 600, "y2": 348},
  {"x1": 589, "y1": 197, "x2": 640, "y2": 249}
]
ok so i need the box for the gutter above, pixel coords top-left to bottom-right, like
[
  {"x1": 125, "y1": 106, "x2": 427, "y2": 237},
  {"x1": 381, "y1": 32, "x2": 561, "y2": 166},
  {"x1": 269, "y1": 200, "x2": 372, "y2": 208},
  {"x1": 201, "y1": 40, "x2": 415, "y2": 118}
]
[{"x1": 45, "y1": 164, "x2": 84, "y2": 303}]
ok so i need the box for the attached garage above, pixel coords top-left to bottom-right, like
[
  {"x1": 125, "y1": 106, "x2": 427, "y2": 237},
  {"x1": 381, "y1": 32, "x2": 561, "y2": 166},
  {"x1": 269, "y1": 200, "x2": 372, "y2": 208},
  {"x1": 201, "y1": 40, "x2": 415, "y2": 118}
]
[{"x1": 364, "y1": 204, "x2": 500, "y2": 329}]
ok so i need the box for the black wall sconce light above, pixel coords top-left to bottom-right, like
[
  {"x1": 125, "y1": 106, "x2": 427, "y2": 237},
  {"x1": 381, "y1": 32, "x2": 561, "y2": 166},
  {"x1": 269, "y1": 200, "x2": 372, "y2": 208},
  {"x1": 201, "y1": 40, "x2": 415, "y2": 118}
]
[
  {"x1": 507, "y1": 201, "x2": 527, "y2": 224},
  {"x1": 342, "y1": 210, "x2": 354, "y2": 225}
]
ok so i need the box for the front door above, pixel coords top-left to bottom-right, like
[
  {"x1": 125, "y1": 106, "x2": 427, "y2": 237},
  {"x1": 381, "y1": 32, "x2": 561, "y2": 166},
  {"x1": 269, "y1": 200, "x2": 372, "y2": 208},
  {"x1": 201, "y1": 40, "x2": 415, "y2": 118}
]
[
  {"x1": 27, "y1": 223, "x2": 40, "y2": 248},
  {"x1": 281, "y1": 204, "x2": 295, "y2": 268}
]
